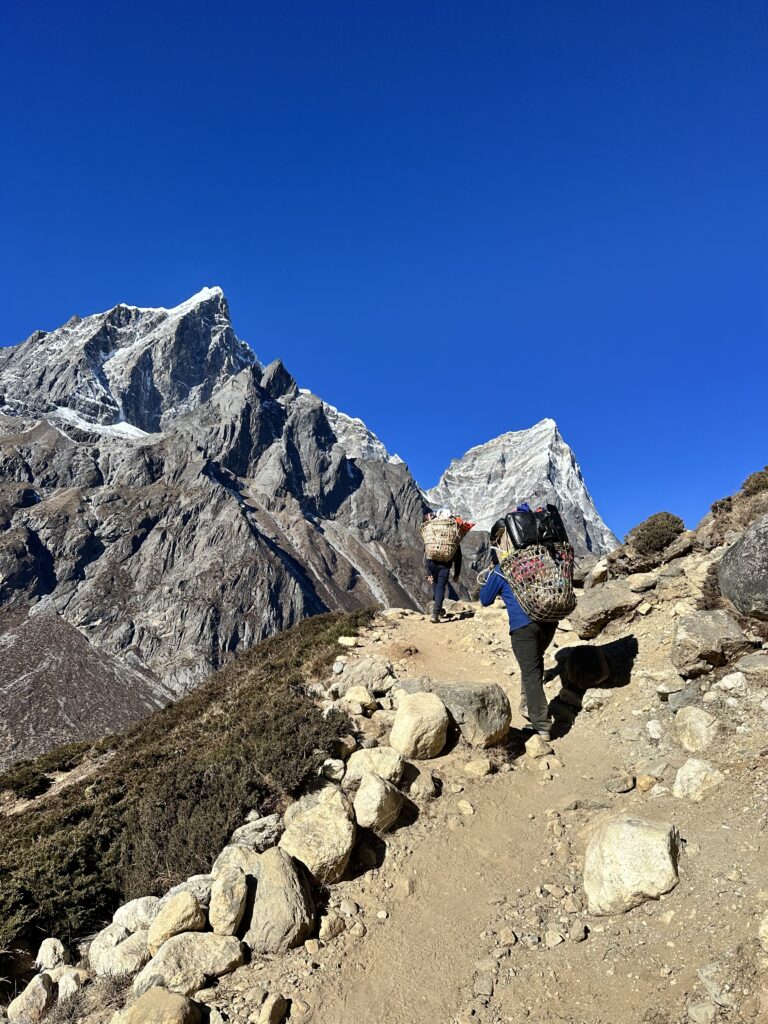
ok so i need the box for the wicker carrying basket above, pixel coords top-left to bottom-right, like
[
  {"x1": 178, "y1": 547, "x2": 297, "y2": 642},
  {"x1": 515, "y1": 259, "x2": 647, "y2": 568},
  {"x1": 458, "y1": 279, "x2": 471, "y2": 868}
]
[
  {"x1": 498, "y1": 542, "x2": 576, "y2": 622},
  {"x1": 421, "y1": 518, "x2": 461, "y2": 562}
]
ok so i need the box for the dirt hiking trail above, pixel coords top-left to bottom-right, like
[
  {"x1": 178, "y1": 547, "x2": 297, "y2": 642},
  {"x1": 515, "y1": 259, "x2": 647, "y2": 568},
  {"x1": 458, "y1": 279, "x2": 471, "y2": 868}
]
[{"x1": 210, "y1": 600, "x2": 768, "y2": 1024}]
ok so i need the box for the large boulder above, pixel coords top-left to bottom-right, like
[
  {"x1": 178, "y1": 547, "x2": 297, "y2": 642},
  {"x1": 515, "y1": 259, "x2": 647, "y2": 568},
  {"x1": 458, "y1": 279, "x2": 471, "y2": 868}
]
[
  {"x1": 7, "y1": 974, "x2": 55, "y2": 1022},
  {"x1": 389, "y1": 692, "x2": 449, "y2": 759},
  {"x1": 230, "y1": 813, "x2": 283, "y2": 852},
  {"x1": 50, "y1": 966, "x2": 89, "y2": 1001},
  {"x1": 134, "y1": 933, "x2": 244, "y2": 997},
  {"x1": 35, "y1": 937, "x2": 68, "y2": 971},
  {"x1": 147, "y1": 892, "x2": 206, "y2": 956},
  {"x1": 244, "y1": 847, "x2": 315, "y2": 953},
  {"x1": 209, "y1": 866, "x2": 248, "y2": 936},
  {"x1": 583, "y1": 816, "x2": 682, "y2": 915},
  {"x1": 569, "y1": 583, "x2": 642, "y2": 639},
  {"x1": 279, "y1": 787, "x2": 356, "y2": 883},
  {"x1": 332, "y1": 656, "x2": 395, "y2": 697},
  {"x1": 672, "y1": 758, "x2": 724, "y2": 802},
  {"x1": 120, "y1": 987, "x2": 202, "y2": 1024},
  {"x1": 718, "y1": 515, "x2": 768, "y2": 620},
  {"x1": 113, "y1": 896, "x2": 161, "y2": 933},
  {"x1": 344, "y1": 746, "x2": 405, "y2": 787},
  {"x1": 91, "y1": 928, "x2": 150, "y2": 979},
  {"x1": 674, "y1": 707, "x2": 720, "y2": 752},
  {"x1": 353, "y1": 772, "x2": 403, "y2": 831},
  {"x1": 671, "y1": 610, "x2": 751, "y2": 678},
  {"x1": 398, "y1": 679, "x2": 512, "y2": 747}
]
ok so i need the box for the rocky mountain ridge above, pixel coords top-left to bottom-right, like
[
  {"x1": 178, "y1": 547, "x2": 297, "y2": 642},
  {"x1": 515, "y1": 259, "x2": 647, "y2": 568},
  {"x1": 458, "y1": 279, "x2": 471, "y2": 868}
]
[{"x1": 1, "y1": 288, "x2": 615, "y2": 765}]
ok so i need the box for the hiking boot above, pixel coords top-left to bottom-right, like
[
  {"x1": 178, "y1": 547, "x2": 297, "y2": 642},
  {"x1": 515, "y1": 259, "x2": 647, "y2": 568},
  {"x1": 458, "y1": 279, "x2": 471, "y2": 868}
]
[{"x1": 430, "y1": 613, "x2": 439, "y2": 623}]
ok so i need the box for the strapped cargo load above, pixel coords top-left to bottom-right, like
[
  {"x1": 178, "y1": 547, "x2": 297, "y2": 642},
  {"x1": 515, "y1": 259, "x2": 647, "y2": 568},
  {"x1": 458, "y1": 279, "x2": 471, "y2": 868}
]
[
  {"x1": 420, "y1": 516, "x2": 462, "y2": 562},
  {"x1": 492, "y1": 504, "x2": 576, "y2": 622}
]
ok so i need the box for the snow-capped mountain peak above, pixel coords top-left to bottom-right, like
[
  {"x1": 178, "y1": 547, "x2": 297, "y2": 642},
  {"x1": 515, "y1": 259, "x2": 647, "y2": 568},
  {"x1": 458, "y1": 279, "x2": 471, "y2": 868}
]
[{"x1": 423, "y1": 419, "x2": 617, "y2": 554}]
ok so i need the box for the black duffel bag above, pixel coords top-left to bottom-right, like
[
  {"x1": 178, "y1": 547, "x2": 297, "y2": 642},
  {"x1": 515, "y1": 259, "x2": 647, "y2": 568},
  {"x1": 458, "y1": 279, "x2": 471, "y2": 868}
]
[{"x1": 502, "y1": 504, "x2": 570, "y2": 549}]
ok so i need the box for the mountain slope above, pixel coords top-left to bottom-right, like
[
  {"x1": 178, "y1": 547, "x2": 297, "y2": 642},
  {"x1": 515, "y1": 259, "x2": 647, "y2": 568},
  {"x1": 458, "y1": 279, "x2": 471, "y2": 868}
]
[{"x1": 423, "y1": 418, "x2": 618, "y2": 555}]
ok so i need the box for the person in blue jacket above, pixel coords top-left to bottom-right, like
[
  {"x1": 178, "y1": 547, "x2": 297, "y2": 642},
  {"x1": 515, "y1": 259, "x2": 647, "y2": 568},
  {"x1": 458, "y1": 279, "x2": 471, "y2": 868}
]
[{"x1": 479, "y1": 518, "x2": 557, "y2": 741}]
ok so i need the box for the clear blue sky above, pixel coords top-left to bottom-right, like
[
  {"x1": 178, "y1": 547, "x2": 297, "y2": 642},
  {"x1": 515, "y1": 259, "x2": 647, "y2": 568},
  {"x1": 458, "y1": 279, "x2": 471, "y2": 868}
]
[{"x1": 2, "y1": 1, "x2": 766, "y2": 538}]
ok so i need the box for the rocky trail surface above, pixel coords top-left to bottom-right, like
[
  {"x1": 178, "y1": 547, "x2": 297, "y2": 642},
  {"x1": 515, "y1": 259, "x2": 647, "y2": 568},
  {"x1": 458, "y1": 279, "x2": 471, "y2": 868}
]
[{"x1": 5, "y1": 497, "x2": 768, "y2": 1024}]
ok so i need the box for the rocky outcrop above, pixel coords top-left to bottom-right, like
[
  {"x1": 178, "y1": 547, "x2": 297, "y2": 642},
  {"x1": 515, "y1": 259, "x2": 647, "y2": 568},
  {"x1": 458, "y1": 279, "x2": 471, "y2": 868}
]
[
  {"x1": 569, "y1": 583, "x2": 642, "y2": 639},
  {"x1": 718, "y1": 514, "x2": 768, "y2": 620},
  {"x1": 671, "y1": 610, "x2": 751, "y2": 678}
]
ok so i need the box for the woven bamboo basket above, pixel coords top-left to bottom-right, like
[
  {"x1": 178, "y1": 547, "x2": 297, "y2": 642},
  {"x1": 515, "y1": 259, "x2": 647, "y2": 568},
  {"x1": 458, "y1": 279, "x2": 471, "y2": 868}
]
[
  {"x1": 498, "y1": 542, "x2": 576, "y2": 622},
  {"x1": 421, "y1": 518, "x2": 461, "y2": 562}
]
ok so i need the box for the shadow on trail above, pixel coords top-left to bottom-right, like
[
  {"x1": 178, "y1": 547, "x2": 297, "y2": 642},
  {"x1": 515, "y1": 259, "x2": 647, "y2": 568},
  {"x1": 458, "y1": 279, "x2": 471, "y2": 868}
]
[{"x1": 547, "y1": 633, "x2": 639, "y2": 738}]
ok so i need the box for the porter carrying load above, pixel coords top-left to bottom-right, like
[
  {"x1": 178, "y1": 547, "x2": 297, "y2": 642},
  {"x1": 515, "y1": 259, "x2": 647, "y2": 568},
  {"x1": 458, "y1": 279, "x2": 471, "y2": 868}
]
[{"x1": 490, "y1": 503, "x2": 576, "y2": 622}]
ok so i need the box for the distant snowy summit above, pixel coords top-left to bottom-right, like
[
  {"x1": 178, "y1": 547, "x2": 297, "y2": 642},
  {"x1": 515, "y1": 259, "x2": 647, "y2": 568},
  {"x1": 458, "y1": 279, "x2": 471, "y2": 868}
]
[{"x1": 423, "y1": 419, "x2": 618, "y2": 555}]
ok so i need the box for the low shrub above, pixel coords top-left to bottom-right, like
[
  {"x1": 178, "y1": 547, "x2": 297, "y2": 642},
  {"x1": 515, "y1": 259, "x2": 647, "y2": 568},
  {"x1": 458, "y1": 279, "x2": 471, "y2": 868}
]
[
  {"x1": 0, "y1": 610, "x2": 370, "y2": 954},
  {"x1": 627, "y1": 512, "x2": 685, "y2": 555},
  {"x1": 0, "y1": 742, "x2": 92, "y2": 800},
  {"x1": 741, "y1": 466, "x2": 768, "y2": 497}
]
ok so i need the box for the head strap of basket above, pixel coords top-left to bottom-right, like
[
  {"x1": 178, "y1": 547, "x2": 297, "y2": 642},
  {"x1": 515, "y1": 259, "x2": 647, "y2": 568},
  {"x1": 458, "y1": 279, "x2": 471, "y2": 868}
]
[{"x1": 421, "y1": 515, "x2": 461, "y2": 562}]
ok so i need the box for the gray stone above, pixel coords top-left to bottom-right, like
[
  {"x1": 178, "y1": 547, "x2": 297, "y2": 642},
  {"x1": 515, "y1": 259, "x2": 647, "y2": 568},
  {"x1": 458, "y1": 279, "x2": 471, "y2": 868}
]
[
  {"x1": 353, "y1": 772, "x2": 403, "y2": 830},
  {"x1": 569, "y1": 583, "x2": 642, "y2": 639},
  {"x1": 399, "y1": 679, "x2": 511, "y2": 747},
  {"x1": 7, "y1": 974, "x2": 56, "y2": 1022},
  {"x1": 258, "y1": 993, "x2": 288, "y2": 1024},
  {"x1": 718, "y1": 514, "x2": 768, "y2": 620},
  {"x1": 121, "y1": 987, "x2": 203, "y2": 1024},
  {"x1": 133, "y1": 933, "x2": 244, "y2": 996},
  {"x1": 671, "y1": 610, "x2": 750, "y2": 678},
  {"x1": 159, "y1": 875, "x2": 214, "y2": 911},
  {"x1": 332, "y1": 656, "x2": 395, "y2": 697},
  {"x1": 230, "y1": 813, "x2": 283, "y2": 852},
  {"x1": 212, "y1": 843, "x2": 262, "y2": 879},
  {"x1": 91, "y1": 928, "x2": 150, "y2": 979},
  {"x1": 733, "y1": 651, "x2": 768, "y2": 687},
  {"x1": 244, "y1": 847, "x2": 314, "y2": 953},
  {"x1": 583, "y1": 815, "x2": 682, "y2": 915},
  {"x1": 626, "y1": 572, "x2": 658, "y2": 593}
]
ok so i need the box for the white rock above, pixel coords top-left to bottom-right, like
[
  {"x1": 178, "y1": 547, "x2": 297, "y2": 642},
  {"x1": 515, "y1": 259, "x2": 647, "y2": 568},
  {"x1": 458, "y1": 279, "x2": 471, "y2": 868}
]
[
  {"x1": 646, "y1": 719, "x2": 664, "y2": 741},
  {"x1": 55, "y1": 966, "x2": 90, "y2": 1001},
  {"x1": 714, "y1": 671, "x2": 747, "y2": 696},
  {"x1": 389, "y1": 692, "x2": 449, "y2": 759},
  {"x1": 583, "y1": 816, "x2": 682, "y2": 915},
  {"x1": 279, "y1": 787, "x2": 356, "y2": 883},
  {"x1": 230, "y1": 813, "x2": 283, "y2": 852},
  {"x1": 343, "y1": 685, "x2": 377, "y2": 711},
  {"x1": 35, "y1": 937, "x2": 68, "y2": 971},
  {"x1": 674, "y1": 706, "x2": 720, "y2": 752},
  {"x1": 353, "y1": 772, "x2": 403, "y2": 831},
  {"x1": 321, "y1": 758, "x2": 346, "y2": 782},
  {"x1": 92, "y1": 929, "x2": 150, "y2": 979},
  {"x1": 344, "y1": 746, "x2": 405, "y2": 786},
  {"x1": 672, "y1": 758, "x2": 724, "y2": 802},
  {"x1": 113, "y1": 896, "x2": 161, "y2": 933}
]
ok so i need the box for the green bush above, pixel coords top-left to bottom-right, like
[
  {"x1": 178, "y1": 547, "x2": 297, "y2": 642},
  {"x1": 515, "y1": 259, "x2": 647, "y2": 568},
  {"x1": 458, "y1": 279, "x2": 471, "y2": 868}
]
[
  {"x1": 0, "y1": 610, "x2": 370, "y2": 953},
  {"x1": 741, "y1": 467, "x2": 768, "y2": 497},
  {"x1": 627, "y1": 512, "x2": 685, "y2": 554}
]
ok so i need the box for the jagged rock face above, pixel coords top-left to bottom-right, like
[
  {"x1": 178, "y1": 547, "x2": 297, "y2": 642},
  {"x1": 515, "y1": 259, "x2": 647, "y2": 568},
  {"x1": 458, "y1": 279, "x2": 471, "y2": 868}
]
[
  {"x1": 0, "y1": 291, "x2": 431, "y2": 761},
  {"x1": 0, "y1": 287, "x2": 254, "y2": 432},
  {"x1": 423, "y1": 418, "x2": 618, "y2": 556}
]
